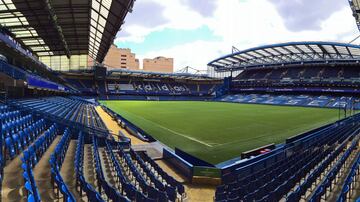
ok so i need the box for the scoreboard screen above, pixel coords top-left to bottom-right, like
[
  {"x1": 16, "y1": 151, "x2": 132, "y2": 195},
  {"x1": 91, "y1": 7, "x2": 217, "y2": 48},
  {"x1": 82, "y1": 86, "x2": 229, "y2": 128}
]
[{"x1": 95, "y1": 66, "x2": 107, "y2": 79}]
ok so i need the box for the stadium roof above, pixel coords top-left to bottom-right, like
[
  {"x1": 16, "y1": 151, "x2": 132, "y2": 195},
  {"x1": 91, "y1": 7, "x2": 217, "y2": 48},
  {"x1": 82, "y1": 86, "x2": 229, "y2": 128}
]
[
  {"x1": 349, "y1": 0, "x2": 360, "y2": 31},
  {"x1": 107, "y1": 68, "x2": 217, "y2": 80},
  {"x1": 0, "y1": 0, "x2": 134, "y2": 62},
  {"x1": 208, "y1": 42, "x2": 360, "y2": 71}
]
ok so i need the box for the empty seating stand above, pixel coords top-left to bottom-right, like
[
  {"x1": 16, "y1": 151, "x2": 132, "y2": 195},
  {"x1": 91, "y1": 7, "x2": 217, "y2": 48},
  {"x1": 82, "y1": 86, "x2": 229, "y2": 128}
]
[
  {"x1": 49, "y1": 128, "x2": 76, "y2": 201},
  {"x1": 105, "y1": 79, "x2": 216, "y2": 96},
  {"x1": 215, "y1": 115, "x2": 360, "y2": 202},
  {"x1": 74, "y1": 132, "x2": 104, "y2": 202},
  {"x1": 337, "y1": 151, "x2": 360, "y2": 201},
  {"x1": 217, "y1": 93, "x2": 360, "y2": 110},
  {"x1": 21, "y1": 123, "x2": 58, "y2": 201},
  {"x1": 102, "y1": 141, "x2": 185, "y2": 202},
  {"x1": 4, "y1": 93, "x2": 359, "y2": 202},
  {"x1": 10, "y1": 96, "x2": 107, "y2": 130},
  {"x1": 0, "y1": 99, "x2": 188, "y2": 202}
]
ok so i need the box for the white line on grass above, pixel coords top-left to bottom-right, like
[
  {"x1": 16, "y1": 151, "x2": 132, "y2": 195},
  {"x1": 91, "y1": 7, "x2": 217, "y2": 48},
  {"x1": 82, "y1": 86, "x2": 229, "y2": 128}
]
[{"x1": 122, "y1": 111, "x2": 215, "y2": 147}]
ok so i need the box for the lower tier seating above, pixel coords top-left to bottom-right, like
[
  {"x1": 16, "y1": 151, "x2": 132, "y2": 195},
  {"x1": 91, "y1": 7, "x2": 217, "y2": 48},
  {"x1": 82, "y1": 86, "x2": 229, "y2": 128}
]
[
  {"x1": 10, "y1": 96, "x2": 107, "y2": 130},
  {"x1": 337, "y1": 151, "x2": 360, "y2": 201},
  {"x1": 0, "y1": 100, "x2": 186, "y2": 202},
  {"x1": 215, "y1": 116, "x2": 360, "y2": 201},
  {"x1": 217, "y1": 93, "x2": 360, "y2": 110}
]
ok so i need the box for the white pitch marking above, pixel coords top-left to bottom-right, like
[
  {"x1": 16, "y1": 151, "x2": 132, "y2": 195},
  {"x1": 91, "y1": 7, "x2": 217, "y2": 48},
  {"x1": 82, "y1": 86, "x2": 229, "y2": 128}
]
[{"x1": 121, "y1": 111, "x2": 214, "y2": 147}]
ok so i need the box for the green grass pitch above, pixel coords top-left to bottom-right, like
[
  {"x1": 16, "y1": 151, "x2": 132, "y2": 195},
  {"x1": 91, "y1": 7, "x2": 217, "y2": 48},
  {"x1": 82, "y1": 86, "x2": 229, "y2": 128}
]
[{"x1": 100, "y1": 101, "x2": 340, "y2": 164}]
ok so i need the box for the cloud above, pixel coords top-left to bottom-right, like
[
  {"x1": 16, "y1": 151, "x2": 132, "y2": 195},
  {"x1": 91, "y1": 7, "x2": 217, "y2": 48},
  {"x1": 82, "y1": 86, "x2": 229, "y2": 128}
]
[
  {"x1": 116, "y1": 26, "x2": 221, "y2": 55},
  {"x1": 115, "y1": 0, "x2": 208, "y2": 44},
  {"x1": 181, "y1": 0, "x2": 217, "y2": 17},
  {"x1": 124, "y1": 0, "x2": 168, "y2": 28},
  {"x1": 269, "y1": 0, "x2": 348, "y2": 31},
  {"x1": 114, "y1": 0, "x2": 359, "y2": 72}
]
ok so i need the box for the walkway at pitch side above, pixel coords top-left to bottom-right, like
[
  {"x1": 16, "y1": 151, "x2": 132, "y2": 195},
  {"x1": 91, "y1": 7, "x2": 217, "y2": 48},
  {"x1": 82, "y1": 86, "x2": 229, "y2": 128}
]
[{"x1": 95, "y1": 106, "x2": 146, "y2": 144}]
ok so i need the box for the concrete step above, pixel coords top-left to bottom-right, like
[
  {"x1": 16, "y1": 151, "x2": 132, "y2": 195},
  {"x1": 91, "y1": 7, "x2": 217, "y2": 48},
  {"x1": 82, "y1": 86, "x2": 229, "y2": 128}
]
[
  {"x1": 83, "y1": 144, "x2": 97, "y2": 189},
  {"x1": 33, "y1": 136, "x2": 61, "y2": 202},
  {"x1": 60, "y1": 140, "x2": 86, "y2": 201}
]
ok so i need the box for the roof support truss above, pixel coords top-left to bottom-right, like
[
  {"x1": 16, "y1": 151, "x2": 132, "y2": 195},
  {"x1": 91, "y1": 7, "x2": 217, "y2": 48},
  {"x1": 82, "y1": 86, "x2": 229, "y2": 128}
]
[{"x1": 208, "y1": 42, "x2": 360, "y2": 71}]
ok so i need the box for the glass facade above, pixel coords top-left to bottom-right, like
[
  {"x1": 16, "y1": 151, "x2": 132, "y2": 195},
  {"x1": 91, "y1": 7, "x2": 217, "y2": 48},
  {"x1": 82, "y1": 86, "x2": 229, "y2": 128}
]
[{"x1": 40, "y1": 55, "x2": 90, "y2": 71}]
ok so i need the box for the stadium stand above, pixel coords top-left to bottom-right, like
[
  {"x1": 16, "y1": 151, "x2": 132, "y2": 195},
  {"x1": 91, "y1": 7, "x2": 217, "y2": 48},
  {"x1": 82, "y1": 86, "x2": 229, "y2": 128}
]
[
  {"x1": 337, "y1": 152, "x2": 360, "y2": 201},
  {"x1": 215, "y1": 115, "x2": 360, "y2": 201},
  {"x1": 206, "y1": 41, "x2": 360, "y2": 201},
  {"x1": 0, "y1": 100, "x2": 186, "y2": 201},
  {"x1": 0, "y1": 0, "x2": 360, "y2": 200},
  {"x1": 232, "y1": 65, "x2": 360, "y2": 81},
  {"x1": 217, "y1": 93, "x2": 360, "y2": 109},
  {"x1": 0, "y1": 59, "x2": 71, "y2": 94},
  {"x1": 61, "y1": 71, "x2": 219, "y2": 99},
  {"x1": 9, "y1": 97, "x2": 107, "y2": 130},
  {"x1": 49, "y1": 128, "x2": 77, "y2": 201}
]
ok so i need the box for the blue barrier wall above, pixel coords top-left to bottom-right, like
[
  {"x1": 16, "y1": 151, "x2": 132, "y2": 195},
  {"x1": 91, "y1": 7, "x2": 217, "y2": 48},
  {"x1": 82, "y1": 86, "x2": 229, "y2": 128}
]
[
  {"x1": 0, "y1": 60, "x2": 66, "y2": 92},
  {"x1": 163, "y1": 148, "x2": 193, "y2": 179},
  {"x1": 27, "y1": 75, "x2": 65, "y2": 91},
  {"x1": 175, "y1": 148, "x2": 214, "y2": 167}
]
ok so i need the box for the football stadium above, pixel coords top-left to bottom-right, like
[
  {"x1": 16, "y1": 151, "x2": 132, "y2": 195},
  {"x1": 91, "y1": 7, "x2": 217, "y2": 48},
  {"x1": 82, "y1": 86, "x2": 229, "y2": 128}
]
[{"x1": 0, "y1": 0, "x2": 359, "y2": 202}]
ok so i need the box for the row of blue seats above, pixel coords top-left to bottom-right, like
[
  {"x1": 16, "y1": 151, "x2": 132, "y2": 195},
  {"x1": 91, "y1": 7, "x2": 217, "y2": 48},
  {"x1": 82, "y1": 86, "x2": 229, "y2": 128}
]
[
  {"x1": 74, "y1": 132, "x2": 104, "y2": 202},
  {"x1": 218, "y1": 93, "x2": 360, "y2": 110},
  {"x1": 45, "y1": 97, "x2": 105, "y2": 129},
  {"x1": 23, "y1": 162, "x2": 39, "y2": 202},
  {"x1": 235, "y1": 66, "x2": 360, "y2": 80},
  {"x1": 12, "y1": 97, "x2": 106, "y2": 129},
  {"x1": 0, "y1": 110, "x2": 21, "y2": 124},
  {"x1": 237, "y1": 117, "x2": 356, "y2": 184},
  {"x1": 124, "y1": 148, "x2": 180, "y2": 201},
  {"x1": 1, "y1": 114, "x2": 33, "y2": 136},
  {"x1": 93, "y1": 136, "x2": 129, "y2": 202},
  {"x1": 21, "y1": 123, "x2": 58, "y2": 202},
  {"x1": 127, "y1": 148, "x2": 173, "y2": 201},
  {"x1": 0, "y1": 104, "x2": 8, "y2": 113},
  {"x1": 129, "y1": 149, "x2": 171, "y2": 196},
  {"x1": 286, "y1": 129, "x2": 358, "y2": 201},
  {"x1": 49, "y1": 128, "x2": 76, "y2": 202},
  {"x1": 60, "y1": 100, "x2": 86, "y2": 123},
  {"x1": 83, "y1": 105, "x2": 105, "y2": 129},
  {"x1": 4, "y1": 119, "x2": 46, "y2": 159},
  {"x1": 106, "y1": 143, "x2": 185, "y2": 202},
  {"x1": 219, "y1": 120, "x2": 355, "y2": 189},
  {"x1": 1, "y1": 115, "x2": 38, "y2": 139},
  {"x1": 338, "y1": 151, "x2": 360, "y2": 201},
  {"x1": 14, "y1": 98, "x2": 84, "y2": 122},
  {"x1": 261, "y1": 124, "x2": 358, "y2": 201},
  {"x1": 218, "y1": 148, "x2": 326, "y2": 201},
  {"x1": 310, "y1": 135, "x2": 359, "y2": 201},
  {"x1": 130, "y1": 149, "x2": 185, "y2": 199},
  {"x1": 105, "y1": 141, "x2": 159, "y2": 201},
  {"x1": 216, "y1": 118, "x2": 359, "y2": 201}
]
